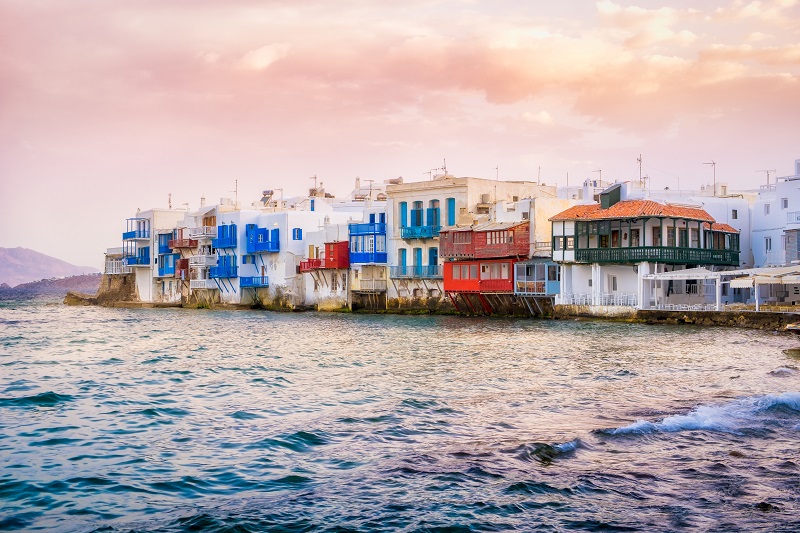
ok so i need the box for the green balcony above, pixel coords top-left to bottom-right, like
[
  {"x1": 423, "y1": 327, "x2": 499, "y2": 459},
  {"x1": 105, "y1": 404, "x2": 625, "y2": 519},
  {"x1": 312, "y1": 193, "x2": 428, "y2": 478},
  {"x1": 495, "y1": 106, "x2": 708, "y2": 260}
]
[{"x1": 575, "y1": 246, "x2": 739, "y2": 266}]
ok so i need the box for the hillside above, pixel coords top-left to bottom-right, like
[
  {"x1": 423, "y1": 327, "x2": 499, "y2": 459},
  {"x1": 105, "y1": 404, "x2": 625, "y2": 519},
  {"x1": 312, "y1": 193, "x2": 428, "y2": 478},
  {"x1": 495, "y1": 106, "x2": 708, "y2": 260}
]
[
  {"x1": 0, "y1": 274, "x2": 102, "y2": 300},
  {"x1": 0, "y1": 247, "x2": 100, "y2": 286}
]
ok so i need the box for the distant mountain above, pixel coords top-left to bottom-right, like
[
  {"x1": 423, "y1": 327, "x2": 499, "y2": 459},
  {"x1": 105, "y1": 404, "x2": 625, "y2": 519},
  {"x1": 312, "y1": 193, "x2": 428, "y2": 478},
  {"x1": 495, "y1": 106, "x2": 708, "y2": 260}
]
[
  {"x1": 0, "y1": 273, "x2": 102, "y2": 300},
  {"x1": 0, "y1": 247, "x2": 100, "y2": 287}
]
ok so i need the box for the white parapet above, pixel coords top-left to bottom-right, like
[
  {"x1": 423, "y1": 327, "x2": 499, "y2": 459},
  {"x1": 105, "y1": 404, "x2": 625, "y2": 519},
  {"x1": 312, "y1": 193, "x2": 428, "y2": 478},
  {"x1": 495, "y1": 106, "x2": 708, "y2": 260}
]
[
  {"x1": 190, "y1": 279, "x2": 218, "y2": 290},
  {"x1": 189, "y1": 226, "x2": 218, "y2": 238},
  {"x1": 189, "y1": 254, "x2": 217, "y2": 267}
]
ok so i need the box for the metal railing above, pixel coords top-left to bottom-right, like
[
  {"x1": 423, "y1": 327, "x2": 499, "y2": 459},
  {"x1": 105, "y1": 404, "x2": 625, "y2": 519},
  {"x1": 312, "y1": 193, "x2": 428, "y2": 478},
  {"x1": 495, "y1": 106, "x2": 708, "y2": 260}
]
[
  {"x1": 122, "y1": 230, "x2": 150, "y2": 240},
  {"x1": 400, "y1": 225, "x2": 441, "y2": 239},
  {"x1": 105, "y1": 259, "x2": 131, "y2": 275},
  {"x1": 299, "y1": 259, "x2": 323, "y2": 272},
  {"x1": 349, "y1": 222, "x2": 387, "y2": 235},
  {"x1": 575, "y1": 246, "x2": 739, "y2": 265},
  {"x1": 390, "y1": 265, "x2": 443, "y2": 279},
  {"x1": 240, "y1": 276, "x2": 270, "y2": 288},
  {"x1": 168, "y1": 238, "x2": 198, "y2": 249}
]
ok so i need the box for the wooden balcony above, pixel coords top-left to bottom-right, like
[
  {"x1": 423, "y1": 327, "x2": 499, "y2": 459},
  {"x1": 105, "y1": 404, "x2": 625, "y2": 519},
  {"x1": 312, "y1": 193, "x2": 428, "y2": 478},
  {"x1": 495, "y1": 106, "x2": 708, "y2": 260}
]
[
  {"x1": 575, "y1": 246, "x2": 738, "y2": 266},
  {"x1": 299, "y1": 259, "x2": 323, "y2": 272},
  {"x1": 168, "y1": 238, "x2": 198, "y2": 249}
]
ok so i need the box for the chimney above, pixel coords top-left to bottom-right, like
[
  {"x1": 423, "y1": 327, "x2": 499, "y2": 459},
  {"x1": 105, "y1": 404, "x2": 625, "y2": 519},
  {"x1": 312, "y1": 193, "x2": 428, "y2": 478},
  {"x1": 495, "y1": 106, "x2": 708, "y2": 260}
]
[{"x1": 200, "y1": 196, "x2": 206, "y2": 207}]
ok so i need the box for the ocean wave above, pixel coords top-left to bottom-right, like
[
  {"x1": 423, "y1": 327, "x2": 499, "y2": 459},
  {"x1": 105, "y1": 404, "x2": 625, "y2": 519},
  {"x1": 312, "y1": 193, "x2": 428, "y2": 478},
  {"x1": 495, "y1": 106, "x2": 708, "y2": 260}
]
[
  {"x1": 0, "y1": 391, "x2": 73, "y2": 407},
  {"x1": 601, "y1": 392, "x2": 800, "y2": 436}
]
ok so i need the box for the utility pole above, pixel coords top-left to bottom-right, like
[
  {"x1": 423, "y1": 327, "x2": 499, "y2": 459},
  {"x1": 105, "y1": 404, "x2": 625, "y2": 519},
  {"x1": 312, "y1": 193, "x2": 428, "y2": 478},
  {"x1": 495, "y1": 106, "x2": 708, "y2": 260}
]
[
  {"x1": 593, "y1": 169, "x2": 601, "y2": 183},
  {"x1": 495, "y1": 165, "x2": 499, "y2": 181},
  {"x1": 757, "y1": 169, "x2": 776, "y2": 187},
  {"x1": 703, "y1": 161, "x2": 716, "y2": 196},
  {"x1": 637, "y1": 154, "x2": 642, "y2": 186}
]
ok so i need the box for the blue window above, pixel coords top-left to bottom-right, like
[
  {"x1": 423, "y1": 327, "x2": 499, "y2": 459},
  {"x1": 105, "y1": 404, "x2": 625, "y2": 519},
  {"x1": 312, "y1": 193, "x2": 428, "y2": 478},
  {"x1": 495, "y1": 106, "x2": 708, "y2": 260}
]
[
  {"x1": 399, "y1": 202, "x2": 408, "y2": 227},
  {"x1": 446, "y1": 198, "x2": 456, "y2": 226},
  {"x1": 310, "y1": 199, "x2": 315, "y2": 212},
  {"x1": 369, "y1": 213, "x2": 376, "y2": 223},
  {"x1": 379, "y1": 212, "x2": 386, "y2": 224},
  {"x1": 292, "y1": 228, "x2": 303, "y2": 240}
]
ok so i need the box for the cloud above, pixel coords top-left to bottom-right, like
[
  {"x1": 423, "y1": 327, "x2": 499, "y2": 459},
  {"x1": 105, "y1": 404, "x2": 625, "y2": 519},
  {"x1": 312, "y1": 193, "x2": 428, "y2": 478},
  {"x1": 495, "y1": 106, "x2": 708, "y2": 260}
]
[
  {"x1": 521, "y1": 111, "x2": 554, "y2": 125},
  {"x1": 235, "y1": 43, "x2": 290, "y2": 71}
]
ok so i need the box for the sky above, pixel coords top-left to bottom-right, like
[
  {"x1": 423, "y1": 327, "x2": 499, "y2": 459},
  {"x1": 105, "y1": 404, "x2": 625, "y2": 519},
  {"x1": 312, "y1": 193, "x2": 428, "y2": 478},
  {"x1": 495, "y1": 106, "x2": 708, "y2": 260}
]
[{"x1": 1, "y1": 0, "x2": 799, "y2": 268}]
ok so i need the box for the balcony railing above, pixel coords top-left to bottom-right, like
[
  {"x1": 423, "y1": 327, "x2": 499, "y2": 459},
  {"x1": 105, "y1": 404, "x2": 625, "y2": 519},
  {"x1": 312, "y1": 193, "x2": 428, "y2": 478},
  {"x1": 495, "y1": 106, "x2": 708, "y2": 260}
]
[
  {"x1": 168, "y1": 238, "x2": 198, "y2": 249},
  {"x1": 400, "y1": 225, "x2": 441, "y2": 239},
  {"x1": 125, "y1": 255, "x2": 150, "y2": 266},
  {"x1": 349, "y1": 222, "x2": 387, "y2": 235},
  {"x1": 212, "y1": 235, "x2": 237, "y2": 249},
  {"x1": 787, "y1": 211, "x2": 800, "y2": 224},
  {"x1": 248, "y1": 240, "x2": 280, "y2": 253},
  {"x1": 574, "y1": 246, "x2": 739, "y2": 266},
  {"x1": 105, "y1": 259, "x2": 131, "y2": 275},
  {"x1": 514, "y1": 280, "x2": 560, "y2": 296},
  {"x1": 300, "y1": 259, "x2": 323, "y2": 272},
  {"x1": 390, "y1": 265, "x2": 443, "y2": 279},
  {"x1": 349, "y1": 251, "x2": 388, "y2": 264},
  {"x1": 122, "y1": 230, "x2": 150, "y2": 240},
  {"x1": 240, "y1": 276, "x2": 270, "y2": 288},
  {"x1": 353, "y1": 279, "x2": 388, "y2": 292},
  {"x1": 190, "y1": 279, "x2": 218, "y2": 290},
  {"x1": 189, "y1": 226, "x2": 217, "y2": 239},
  {"x1": 210, "y1": 265, "x2": 238, "y2": 278},
  {"x1": 478, "y1": 279, "x2": 514, "y2": 292},
  {"x1": 189, "y1": 254, "x2": 217, "y2": 267}
]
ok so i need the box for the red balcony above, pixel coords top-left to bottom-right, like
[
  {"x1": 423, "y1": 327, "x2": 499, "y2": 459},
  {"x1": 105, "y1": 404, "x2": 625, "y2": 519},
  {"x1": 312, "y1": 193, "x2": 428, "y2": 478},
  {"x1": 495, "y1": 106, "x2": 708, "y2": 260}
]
[
  {"x1": 169, "y1": 238, "x2": 198, "y2": 249},
  {"x1": 444, "y1": 259, "x2": 516, "y2": 293},
  {"x1": 299, "y1": 258, "x2": 323, "y2": 272},
  {"x1": 441, "y1": 222, "x2": 529, "y2": 260},
  {"x1": 175, "y1": 258, "x2": 190, "y2": 279}
]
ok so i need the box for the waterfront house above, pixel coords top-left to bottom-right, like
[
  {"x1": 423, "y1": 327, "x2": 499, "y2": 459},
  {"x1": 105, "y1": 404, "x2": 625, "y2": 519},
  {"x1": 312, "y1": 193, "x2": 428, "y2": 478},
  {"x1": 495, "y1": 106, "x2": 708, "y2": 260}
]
[
  {"x1": 385, "y1": 175, "x2": 557, "y2": 306},
  {"x1": 550, "y1": 183, "x2": 741, "y2": 311}
]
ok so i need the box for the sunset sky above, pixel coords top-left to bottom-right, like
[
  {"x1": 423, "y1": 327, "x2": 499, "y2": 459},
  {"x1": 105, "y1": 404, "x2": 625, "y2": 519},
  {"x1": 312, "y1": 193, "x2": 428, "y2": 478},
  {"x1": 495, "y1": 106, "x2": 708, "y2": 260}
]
[{"x1": 1, "y1": 0, "x2": 799, "y2": 267}]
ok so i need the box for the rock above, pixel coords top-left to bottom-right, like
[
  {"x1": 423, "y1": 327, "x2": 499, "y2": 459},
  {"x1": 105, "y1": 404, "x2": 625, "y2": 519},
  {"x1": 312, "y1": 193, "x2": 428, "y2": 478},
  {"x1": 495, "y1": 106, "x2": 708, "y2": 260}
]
[{"x1": 63, "y1": 291, "x2": 98, "y2": 306}]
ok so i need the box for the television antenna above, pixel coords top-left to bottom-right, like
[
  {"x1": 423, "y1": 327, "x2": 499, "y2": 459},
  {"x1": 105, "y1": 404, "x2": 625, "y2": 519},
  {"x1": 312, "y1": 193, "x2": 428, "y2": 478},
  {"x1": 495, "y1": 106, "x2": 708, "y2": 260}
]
[
  {"x1": 757, "y1": 169, "x2": 776, "y2": 187},
  {"x1": 703, "y1": 161, "x2": 716, "y2": 196}
]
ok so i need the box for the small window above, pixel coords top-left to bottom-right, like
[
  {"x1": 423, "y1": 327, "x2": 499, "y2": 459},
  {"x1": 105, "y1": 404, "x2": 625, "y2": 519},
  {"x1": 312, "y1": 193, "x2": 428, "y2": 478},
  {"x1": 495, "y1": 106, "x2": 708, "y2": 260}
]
[
  {"x1": 766, "y1": 237, "x2": 772, "y2": 252},
  {"x1": 765, "y1": 204, "x2": 771, "y2": 215},
  {"x1": 292, "y1": 228, "x2": 303, "y2": 240},
  {"x1": 782, "y1": 198, "x2": 789, "y2": 209},
  {"x1": 731, "y1": 209, "x2": 738, "y2": 220}
]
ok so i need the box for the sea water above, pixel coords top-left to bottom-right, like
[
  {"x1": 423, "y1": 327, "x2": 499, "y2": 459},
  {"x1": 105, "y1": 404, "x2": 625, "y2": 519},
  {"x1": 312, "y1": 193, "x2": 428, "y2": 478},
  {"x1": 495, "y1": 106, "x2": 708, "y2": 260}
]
[{"x1": 1, "y1": 298, "x2": 799, "y2": 532}]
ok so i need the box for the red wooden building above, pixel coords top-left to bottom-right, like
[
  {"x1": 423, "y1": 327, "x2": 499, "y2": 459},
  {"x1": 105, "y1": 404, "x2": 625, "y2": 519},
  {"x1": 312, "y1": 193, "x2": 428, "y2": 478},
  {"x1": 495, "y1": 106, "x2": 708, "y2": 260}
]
[
  {"x1": 300, "y1": 241, "x2": 350, "y2": 272},
  {"x1": 439, "y1": 221, "x2": 530, "y2": 260}
]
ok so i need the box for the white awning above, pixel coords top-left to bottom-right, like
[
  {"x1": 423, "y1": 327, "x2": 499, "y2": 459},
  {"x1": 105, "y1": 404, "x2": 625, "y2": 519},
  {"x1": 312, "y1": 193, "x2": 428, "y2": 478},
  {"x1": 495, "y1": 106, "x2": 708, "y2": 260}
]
[
  {"x1": 642, "y1": 267, "x2": 720, "y2": 281},
  {"x1": 730, "y1": 277, "x2": 754, "y2": 288}
]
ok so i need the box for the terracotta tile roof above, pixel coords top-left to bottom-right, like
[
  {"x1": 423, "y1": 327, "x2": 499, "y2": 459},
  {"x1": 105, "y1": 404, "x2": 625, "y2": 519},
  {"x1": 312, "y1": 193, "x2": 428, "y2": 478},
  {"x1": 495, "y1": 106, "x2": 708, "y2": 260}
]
[
  {"x1": 702, "y1": 222, "x2": 739, "y2": 233},
  {"x1": 549, "y1": 200, "x2": 716, "y2": 223}
]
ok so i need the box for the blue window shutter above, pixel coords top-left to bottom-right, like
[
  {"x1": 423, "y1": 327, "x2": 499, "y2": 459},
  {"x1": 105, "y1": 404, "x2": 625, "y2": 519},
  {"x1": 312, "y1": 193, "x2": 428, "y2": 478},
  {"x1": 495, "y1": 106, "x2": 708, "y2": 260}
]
[
  {"x1": 310, "y1": 199, "x2": 315, "y2": 211},
  {"x1": 399, "y1": 202, "x2": 407, "y2": 227},
  {"x1": 369, "y1": 213, "x2": 375, "y2": 223},
  {"x1": 447, "y1": 198, "x2": 456, "y2": 225}
]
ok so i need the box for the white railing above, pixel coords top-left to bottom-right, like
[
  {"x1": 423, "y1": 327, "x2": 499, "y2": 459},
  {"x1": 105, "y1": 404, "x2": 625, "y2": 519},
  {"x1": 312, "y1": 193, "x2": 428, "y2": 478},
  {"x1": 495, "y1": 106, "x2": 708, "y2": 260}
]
[
  {"x1": 105, "y1": 259, "x2": 131, "y2": 275},
  {"x1": 764, "y1": 250, "x2": 787, "y2": 267},
  {"x1": 189, "y1": 226, "x2": 217, "y2": 238},
  {"x1": 190, "y1": 279, "x2": 218, "y2": 290},
  {"x1": 787, "y1": 211, "x2": 800, "y2": 224},
  {"x1": 189, "y1": 254, "x2": 217, "y2": 267},
  {"x1": 560, "y1": 293, "x2": 638, "y2": 307},
  {"x1": 354, "y1": 279, "x2": 387, "y2": 291}
]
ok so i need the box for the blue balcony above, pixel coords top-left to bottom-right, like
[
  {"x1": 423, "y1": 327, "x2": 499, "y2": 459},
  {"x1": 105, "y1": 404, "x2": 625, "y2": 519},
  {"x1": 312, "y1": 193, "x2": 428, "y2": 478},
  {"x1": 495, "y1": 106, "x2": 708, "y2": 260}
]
[
  {"x1": 350, "y1": 251, "x2": 387, "y2": 264},
  {"x1": 125, "y1": 255, "x2": 150, "y2": 266},
  {"x1": 246, "y1": 225, "x2": 280, "y2": 253},
  {"x1": 240, "y1": 276, "x2": 270, "y2": 288},
  {"x1": 213, "y1": 224, "x2": 238, "y2": 248},
  {"x1": 400, "y1": 225, "x2": 441, "y2": 240},
  {"x1": 210, "y1": 255, "x2": 238, "y2": 278},
  {"x1": 210, "y1": 265, "x2": 238, "y2": 279},
  {"x1": 123, "y1": 229, "x2": 150, "y2": 240},
  {"x1": 157, "y1": 265, "x2": 176, "y2": 277},
  {"x1": 390, "y1": 265, "x2": 443, "y2": 279},
  {"x1": 349, "y1": 222, "x2": 386, "y2": 235}
]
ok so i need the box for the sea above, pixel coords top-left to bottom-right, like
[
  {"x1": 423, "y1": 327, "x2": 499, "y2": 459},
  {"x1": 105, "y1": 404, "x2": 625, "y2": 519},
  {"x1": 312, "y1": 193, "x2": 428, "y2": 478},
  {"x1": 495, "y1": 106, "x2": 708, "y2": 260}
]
[{"x1": 1, "y1": 297, "x2": 799, "y2": 532}]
